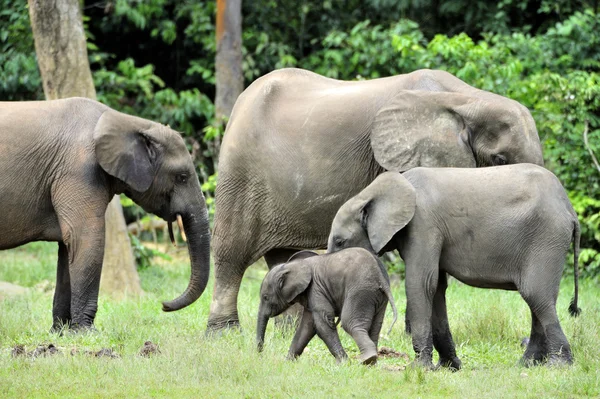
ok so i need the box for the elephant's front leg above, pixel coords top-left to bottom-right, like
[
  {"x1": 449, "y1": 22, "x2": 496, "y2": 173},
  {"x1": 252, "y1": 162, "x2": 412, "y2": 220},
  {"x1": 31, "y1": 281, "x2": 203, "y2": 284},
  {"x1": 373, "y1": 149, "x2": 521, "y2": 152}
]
[
  {"x1": 432, "y1": 272, "x2": 461, "y2": 370},
  {"x1": 313, "y1": 308, "x2": 347, "y2": 362},
  {"x1": 57, "y1": 203, "x2": 107, "y2": 330},
  {"x1": 287, "y1": 309, "x2": 316, "y2": 360},
  {"x1": 405, "y1": 260, "x2": 439, "y2": 369},
  {"x1": 51, "y1": 242, "x2": 71, "y2": 332}
]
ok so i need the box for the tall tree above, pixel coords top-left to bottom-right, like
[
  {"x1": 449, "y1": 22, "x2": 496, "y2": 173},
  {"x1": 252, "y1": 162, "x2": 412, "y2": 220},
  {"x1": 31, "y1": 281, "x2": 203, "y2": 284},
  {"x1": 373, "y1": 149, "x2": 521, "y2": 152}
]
[
  {"x1": 214, "y1": 0, "x2": 244, "y2": 164},
  {"x1": 28, "y1": 0, "x2": 141, "y2": 298}
]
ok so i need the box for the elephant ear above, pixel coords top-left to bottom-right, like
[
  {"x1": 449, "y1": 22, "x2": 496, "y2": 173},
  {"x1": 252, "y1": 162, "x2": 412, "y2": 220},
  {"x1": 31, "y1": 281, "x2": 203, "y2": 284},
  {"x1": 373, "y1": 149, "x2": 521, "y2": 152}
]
[
  {"x1": 371, "y1": 90, "x2": 476, "y2": 172},
  {"x1": 280, "y1": 262, "x2": 313, "y2": 304},
  {"x1": 358, "y1": 172, "x2": 417, "y2": 254},
  {"x1": 94, "y1": 110, "x2": 159, "y2": 192}
]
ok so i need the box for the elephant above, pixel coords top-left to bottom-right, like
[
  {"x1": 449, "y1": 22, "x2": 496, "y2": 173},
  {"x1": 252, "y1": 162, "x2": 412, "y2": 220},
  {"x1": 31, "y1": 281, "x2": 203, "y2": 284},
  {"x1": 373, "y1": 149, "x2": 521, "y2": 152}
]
[
  {"x1": 327, "y1": 166, "x2": 581, "y2": 368},
  {"x1": 256, "y1": 249, "x2": 398, "y2": 365},
  {"x1": 208, "y1": 67, "x2": 545, "y2": 332},
  {"x1": 0, "y1": 97, "x2": 211, "y2": 330}
]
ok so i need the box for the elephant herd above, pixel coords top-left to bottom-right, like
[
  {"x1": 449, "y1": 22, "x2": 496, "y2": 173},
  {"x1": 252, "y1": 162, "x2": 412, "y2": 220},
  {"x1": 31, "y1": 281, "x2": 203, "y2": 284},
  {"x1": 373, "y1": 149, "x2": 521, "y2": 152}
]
[{"x1": 0, "y1": 68, "x2": 581, "y2": 368}]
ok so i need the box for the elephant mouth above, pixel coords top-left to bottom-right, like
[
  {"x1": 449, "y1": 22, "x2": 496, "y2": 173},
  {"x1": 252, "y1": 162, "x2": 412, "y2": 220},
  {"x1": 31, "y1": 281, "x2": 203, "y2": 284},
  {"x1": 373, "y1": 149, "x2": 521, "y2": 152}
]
[{"x1": 167, "y1": 213, "x2": 187, "y2": 246}]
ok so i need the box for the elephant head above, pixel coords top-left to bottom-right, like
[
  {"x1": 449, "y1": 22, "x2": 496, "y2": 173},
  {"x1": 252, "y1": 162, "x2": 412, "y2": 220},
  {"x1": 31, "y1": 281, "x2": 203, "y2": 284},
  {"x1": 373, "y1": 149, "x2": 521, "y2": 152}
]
[
  {"x1": 256, "y1": 251, "x2": 318, "y2": 352},
  {"x1": 327, "y1": 172, "x2": 416, "y2": 255},
  {"x1": 93, "y1": 109, "x2": 210, "y2": 311},
  {"x1": 370, "y1": 88, "x2": 544, "y2": 171}
]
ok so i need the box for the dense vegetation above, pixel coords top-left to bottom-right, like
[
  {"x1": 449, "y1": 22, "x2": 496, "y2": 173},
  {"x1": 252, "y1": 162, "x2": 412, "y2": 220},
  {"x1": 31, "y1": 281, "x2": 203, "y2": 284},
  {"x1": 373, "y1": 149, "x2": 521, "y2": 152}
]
[{"x1": 1, "y1": 1, "x2": 598, "y2": 275}]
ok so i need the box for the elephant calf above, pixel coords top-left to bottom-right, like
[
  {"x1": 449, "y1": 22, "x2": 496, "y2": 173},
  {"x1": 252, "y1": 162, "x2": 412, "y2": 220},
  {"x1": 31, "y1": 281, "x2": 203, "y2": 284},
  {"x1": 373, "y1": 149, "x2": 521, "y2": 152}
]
[
  {"x1": 328, "y1": 165, "x2": 581, "y2": 368},
  {"x1": 256, "y1": 249, "x2": 397, "y2": 365}
]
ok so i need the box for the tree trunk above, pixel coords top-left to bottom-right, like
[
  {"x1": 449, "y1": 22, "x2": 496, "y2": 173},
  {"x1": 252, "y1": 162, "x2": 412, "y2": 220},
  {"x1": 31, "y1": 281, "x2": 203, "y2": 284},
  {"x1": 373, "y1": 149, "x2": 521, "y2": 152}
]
[
  {"x1": 28, "y1": 0, "x2": 141, "y2": 298},
  {"x1": 214, "y1": 0, "x2": 244, "y2": 166}
]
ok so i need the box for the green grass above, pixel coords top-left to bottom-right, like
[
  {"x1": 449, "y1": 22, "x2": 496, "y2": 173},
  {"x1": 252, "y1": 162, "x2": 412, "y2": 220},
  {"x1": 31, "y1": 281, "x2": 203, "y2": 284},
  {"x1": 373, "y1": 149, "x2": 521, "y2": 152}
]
[{"x1": 1, "y1": 242, "x2": 599, "y2": 398}]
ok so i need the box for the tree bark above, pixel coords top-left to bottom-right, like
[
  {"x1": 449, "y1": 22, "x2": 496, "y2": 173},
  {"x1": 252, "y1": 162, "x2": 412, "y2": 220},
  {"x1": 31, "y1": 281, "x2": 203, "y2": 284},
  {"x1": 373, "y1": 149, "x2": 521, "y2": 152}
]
[
  {"x1": 214, "y1": 0, "x2": 244, "y2": 165},
  {"x1": 28, "y1": 0, "x2": 141, "y2": 298}
]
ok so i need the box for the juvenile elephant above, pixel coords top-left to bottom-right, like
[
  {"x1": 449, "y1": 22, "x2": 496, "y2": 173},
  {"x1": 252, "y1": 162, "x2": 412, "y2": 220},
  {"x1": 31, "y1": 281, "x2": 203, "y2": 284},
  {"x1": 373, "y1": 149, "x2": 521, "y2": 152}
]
[
  {"x1": 256, "y1": 249, "x2": 398, "y2": 365},
  {"x1": 209, "y1": 67, "x2": 545, "y2": 332},
  {"x1": 328, "y1": 166, "x2": 581, "y2": 368},
  {"x1": 0, "y1": 97, "x2": 211, "y2": 330}
]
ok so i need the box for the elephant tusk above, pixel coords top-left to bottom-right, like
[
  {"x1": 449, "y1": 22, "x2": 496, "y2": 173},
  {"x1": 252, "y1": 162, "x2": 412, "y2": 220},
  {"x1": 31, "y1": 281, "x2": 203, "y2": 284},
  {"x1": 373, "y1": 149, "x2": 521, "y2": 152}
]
[
  {"x1": 176, "y1": 214, "x2": 187, "y2": 242},
  {"x1": 168, "y1": 221, "x2": 177, "y2": 247}
]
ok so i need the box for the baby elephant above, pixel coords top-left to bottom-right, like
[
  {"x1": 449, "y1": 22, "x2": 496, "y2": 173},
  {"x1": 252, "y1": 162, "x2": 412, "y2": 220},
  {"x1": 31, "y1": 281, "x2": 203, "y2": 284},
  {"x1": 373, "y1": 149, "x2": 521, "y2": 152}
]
[
  {"x1": 256, "y1": 248, "x2": 398, "y2": 365},
  {"x1": 328, "y1": 165, "x2": 581, "y2": 368}
]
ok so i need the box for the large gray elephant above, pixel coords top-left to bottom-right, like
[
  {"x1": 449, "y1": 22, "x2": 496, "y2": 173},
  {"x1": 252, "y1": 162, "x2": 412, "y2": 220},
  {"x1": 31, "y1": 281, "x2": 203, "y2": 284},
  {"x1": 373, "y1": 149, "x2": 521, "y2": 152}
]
[
  {"x1": 327, "y1": 167, "x2": 581, "y2": 368},
  {"x1": 208, "y1": 67, "x2": 544, "y2": 331},
  {"x1": 0, "y1": 97, "x2": 211, "y2": 330},
  {"x1": 256, "y1": 249, "x2": 397, "y2": 365}
]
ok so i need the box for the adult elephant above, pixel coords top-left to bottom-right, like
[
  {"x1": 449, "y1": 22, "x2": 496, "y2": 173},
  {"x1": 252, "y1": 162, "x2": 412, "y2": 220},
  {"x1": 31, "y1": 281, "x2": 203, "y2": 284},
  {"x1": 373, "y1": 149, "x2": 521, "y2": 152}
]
[
  {"x1": 208, "y1": 68, "x2": 544, "y2": 331},
  {"x1": 0, "y1": 97, "x2": 210, "y2": 330}
]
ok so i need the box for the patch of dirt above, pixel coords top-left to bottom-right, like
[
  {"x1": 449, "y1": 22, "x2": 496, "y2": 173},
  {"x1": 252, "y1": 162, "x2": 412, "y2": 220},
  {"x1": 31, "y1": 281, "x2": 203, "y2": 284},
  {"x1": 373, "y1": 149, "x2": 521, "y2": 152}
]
[
  {"x1": 69, "y1": 347, "x2": 120, "y2": 358},
  {"x1": 93, "y1": 348, "x2": 120, "y2": 358},
  {"x1": 12, "y1": 344, "x2": 60, "y2": 358},
  {"x1": 138, "y1": 341, "x2": 161, "y2": 357},
  {"x1": 11, "y1": 345, "x2": 26, "y2": 357},
  {"x1": 378, "y1": 346, "x2": 410, "y2": 360}
]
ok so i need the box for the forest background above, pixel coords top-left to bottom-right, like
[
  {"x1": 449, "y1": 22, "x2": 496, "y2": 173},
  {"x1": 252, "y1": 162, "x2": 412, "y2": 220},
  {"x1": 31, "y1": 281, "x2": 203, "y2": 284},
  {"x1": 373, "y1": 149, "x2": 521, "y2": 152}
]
[{"x1": 1, "y1": 0, "x2": 599, "y2": 278}]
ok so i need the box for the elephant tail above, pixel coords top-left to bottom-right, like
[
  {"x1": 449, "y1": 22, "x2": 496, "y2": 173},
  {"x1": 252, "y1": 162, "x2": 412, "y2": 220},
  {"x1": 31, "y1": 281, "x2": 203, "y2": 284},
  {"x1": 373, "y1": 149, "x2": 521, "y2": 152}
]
[
  {"x1": 568, "y1": 221, "x2": 582, "y2": 317},
  {"x1": 382, "y1": 284, "x2": 398, "y2": 336}
]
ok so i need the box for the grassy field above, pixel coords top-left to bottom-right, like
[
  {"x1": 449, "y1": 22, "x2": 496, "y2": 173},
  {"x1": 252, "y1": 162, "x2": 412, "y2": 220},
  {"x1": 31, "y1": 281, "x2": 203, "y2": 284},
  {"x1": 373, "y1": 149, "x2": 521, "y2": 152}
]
[{"x1": 0, "y1": 242, "x2": 598, "y2": 398}]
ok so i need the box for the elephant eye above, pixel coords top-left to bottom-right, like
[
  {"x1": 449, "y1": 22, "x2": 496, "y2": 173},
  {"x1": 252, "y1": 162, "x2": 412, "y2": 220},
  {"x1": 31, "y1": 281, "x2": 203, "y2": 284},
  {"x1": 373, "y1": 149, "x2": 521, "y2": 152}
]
[
  {"x1": 176, "y1": 173, "x2": 188, "y2": 184},
  {"x1": 335, "y1": 237, "x2": 346, "y2": 247},
  {"x1": 263, "y1": 294, "x2": 269, "y2": 302},
  {"x1": 493, "y1": 154, "x2": 507, "y2": 166}
]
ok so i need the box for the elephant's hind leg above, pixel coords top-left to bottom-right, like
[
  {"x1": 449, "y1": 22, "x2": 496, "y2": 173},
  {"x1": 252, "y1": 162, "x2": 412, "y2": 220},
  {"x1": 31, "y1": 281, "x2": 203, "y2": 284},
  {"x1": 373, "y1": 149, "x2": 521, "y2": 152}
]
[
  {"x1": 521, "y1": 310, "x2": 548, "y2": 366},
  {"x1": 519, "y1": 260, "x2": 573, "y2": 366},
  {"x1": 342, "y1": 299, "x2": 378, "y2": 365},
  {"x1": 51, "y1": 242, "x2": 71, "y2": 332}
]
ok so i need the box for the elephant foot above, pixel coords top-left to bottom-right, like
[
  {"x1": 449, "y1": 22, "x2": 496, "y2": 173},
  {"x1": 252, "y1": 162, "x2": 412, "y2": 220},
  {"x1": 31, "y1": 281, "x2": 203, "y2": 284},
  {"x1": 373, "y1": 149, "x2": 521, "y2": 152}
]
[
  {"x1": 411, "y1": 352, "x2": 435, "y2": 370},
  {"x1": 437, "y1": 356, "x2": 462, "y2": 371},
  {"x1": 547, "y1": 352, "x2": 573, "y2": 367},
  {"x1": 205, "y1": 318, "x2": 241, "y2": 337},
  {"x1": 359, "y1": 351, "x2": 378, "y2": 366}
]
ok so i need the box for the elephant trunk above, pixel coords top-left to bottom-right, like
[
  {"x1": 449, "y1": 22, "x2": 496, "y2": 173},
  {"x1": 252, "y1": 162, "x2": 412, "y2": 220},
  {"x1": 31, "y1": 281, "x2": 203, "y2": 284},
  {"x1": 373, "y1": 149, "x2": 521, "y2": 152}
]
[
  {"x1": 257, "y1": 311, "x2": 270, "y2": 352},
  {"x1": 162, "y1": 203, "x2": 211, "y2": 312}
]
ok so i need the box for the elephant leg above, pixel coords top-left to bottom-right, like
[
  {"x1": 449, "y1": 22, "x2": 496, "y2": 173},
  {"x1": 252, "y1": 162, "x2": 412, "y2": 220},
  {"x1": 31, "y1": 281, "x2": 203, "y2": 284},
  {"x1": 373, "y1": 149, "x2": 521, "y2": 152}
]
[
  {"x1": 431, "y1": 272, "x2": 461, "y2": 370},
  {"x1": 265, "y1": 248, "x2": 305, "y2": 330},
  {"x1": 368, "y1": 302, "x2": 387, "y2": 349},
  {"x1": 521, "y1": 310, "x2": 547, "y2": 366},
  {"x1": 404, "y1": 251, "x2": 439, "y2": 369},
  {"x1": 287, "y1": 309, "x2": 317, "y2": 360},
  {"x1": 520, "y1": 290, "x2": 572, "y2": 366},
  {"x1": 63, "y1": 223, "x2": 106, "y2": 329},
  {"x1": 51, "y1": 242, "x2": 71, "y2": 332},
  {"x1": 207, "y1": 235, "x2": 261, "y2": 332},
  {"x1": 342, "y1": 302, "x2": 379, "y2": 365},
  {"x1": 313, "y1": 306, "x2": 347, "y2": 362}
]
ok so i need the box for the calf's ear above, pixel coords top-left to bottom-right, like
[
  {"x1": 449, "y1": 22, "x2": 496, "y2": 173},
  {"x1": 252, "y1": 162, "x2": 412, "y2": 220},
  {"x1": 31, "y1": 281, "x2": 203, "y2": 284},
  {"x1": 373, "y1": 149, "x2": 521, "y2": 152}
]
[
  {"x1": 280, "y1": 264, "x2": 312, "y2": 304},
  {"x1": 358, "y1": 172, "x2": 417, "y2": 254}
]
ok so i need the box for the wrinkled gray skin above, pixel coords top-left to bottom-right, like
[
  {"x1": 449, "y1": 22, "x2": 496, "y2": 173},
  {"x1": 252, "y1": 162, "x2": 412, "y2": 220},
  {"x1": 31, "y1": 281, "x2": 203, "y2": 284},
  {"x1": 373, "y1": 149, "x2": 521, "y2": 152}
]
[
  {"x1": 0, "y1": 98, "x2": 211, "y2": 330},
  {"x1": 256, "y1": 249, "x2": 398, "y2": 365},
  {"x1": 328, "y1": 166, "x2": 581, "y2": 369},
  {"x1": 209, "y1": 67, "x2": 544, "y2": 332}
]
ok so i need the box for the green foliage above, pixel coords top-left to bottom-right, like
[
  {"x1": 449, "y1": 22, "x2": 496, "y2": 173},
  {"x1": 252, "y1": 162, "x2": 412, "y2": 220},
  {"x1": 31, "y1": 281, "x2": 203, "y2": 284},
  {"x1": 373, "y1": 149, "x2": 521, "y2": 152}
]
[
  {"x1": 129, "y1": 234, "x2": 172, "y2": 271},
  {"x1": 0, "y1": 0, "x2": 42, "y2": 100}
]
